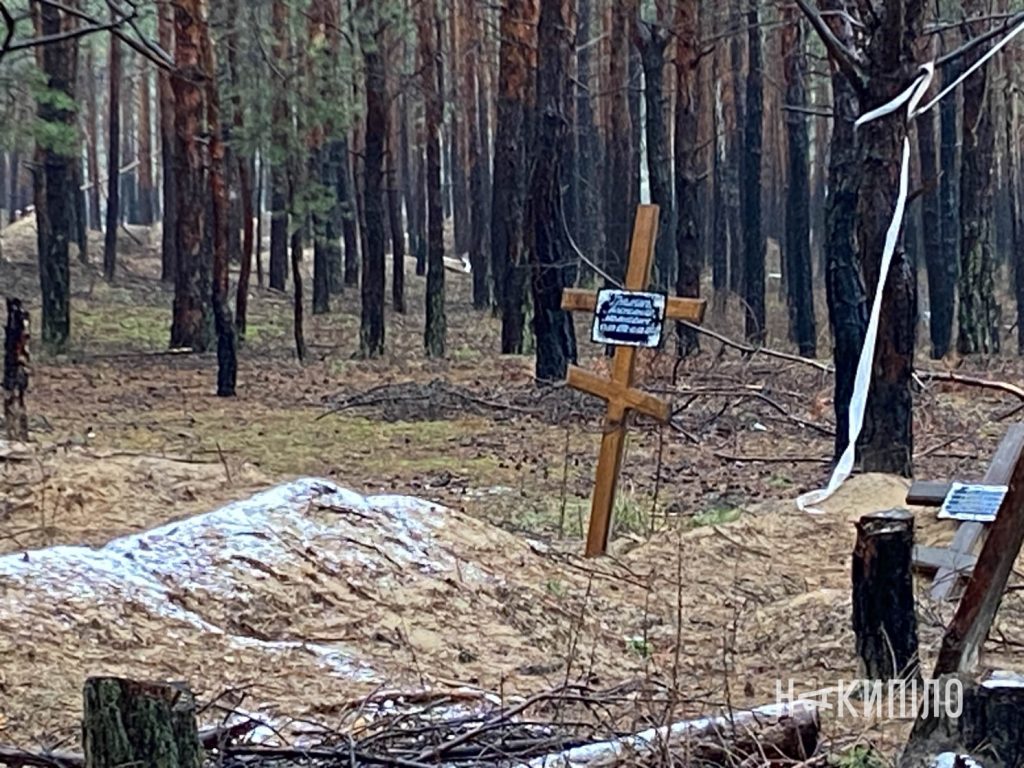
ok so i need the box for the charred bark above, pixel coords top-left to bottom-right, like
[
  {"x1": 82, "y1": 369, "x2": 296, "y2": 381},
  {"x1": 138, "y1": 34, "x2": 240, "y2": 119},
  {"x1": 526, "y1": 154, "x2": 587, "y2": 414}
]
[
  {"x1": 575, "y1": 0, "x2": 600, "y2": 281},
  {"x1": 605, "y1": 0, "x2": 634, "y2": 283},
  {"x1": 918, "y1": 106, "x2": 951, "y2": 359},
  {"x1": 636, "y1": 20, "x2": 675, "y2": 293},
  {"x1": 158, "y1": 0, "x2": 176, "y2": 283},
  {"x1": 957, "y1": 6, "x2": 1000, "y2": 356},
  {"x1": 3, "y1": 298, "x2": 29, "y2": 442},
  {"x1": 782, "y1": 10, "x2": 816, "y2": 357},
  {"x1": 741, "y1": 0, "x2": 765, "y2": 344},
  {"x1": 337, "y1": 136, "x2": 360, "y2": 287},
  {"x1": 675, "y1": 0, "x2": 700, "y2": 356},
  {"x1": 32, "y1": 0, "x2": 78, "y2": 353},
  {"x1": 84, "y1": 46, "x2": 101, "y2": 231},
  {"x1": 465, "y1": 0, "x2": 488, "y2": 309},
  {"x1": 421, "y1": 0, "x2": 445, "y2": 357},
  {"x1": 387, "y1": 96, "x2": 406, "y2": 314},
  {"x1": 530, "y1": 0, "x2": 577, "y2": 384},
  {"x1": 103, "y1": 28, "x2": 121, "y2": 282},
  {"x1": 268, "y1": 0, "x2": 290, "y2": 292},
  {"x1": 358, "y1": 3, "x2": 388, "y2": 358},
  {"x1": 491, "y1": 0, "x2": 537, "y2": 354},
  {"x1": 138, "y1": 64, "x2": 155, "y2": 225}
]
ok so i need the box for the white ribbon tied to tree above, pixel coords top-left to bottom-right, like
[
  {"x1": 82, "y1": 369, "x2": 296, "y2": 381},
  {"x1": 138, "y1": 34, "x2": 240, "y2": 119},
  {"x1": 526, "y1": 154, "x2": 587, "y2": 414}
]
[{"x1": 797, "y1": 16, "x2": 1024, "y2": 513}]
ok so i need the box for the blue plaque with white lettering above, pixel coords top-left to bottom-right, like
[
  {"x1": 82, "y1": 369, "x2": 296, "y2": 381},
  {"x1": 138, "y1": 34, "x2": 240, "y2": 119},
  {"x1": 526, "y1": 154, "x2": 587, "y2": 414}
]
[{"x1": 591, "y1": 289, "x2": 666, "y2": 348}]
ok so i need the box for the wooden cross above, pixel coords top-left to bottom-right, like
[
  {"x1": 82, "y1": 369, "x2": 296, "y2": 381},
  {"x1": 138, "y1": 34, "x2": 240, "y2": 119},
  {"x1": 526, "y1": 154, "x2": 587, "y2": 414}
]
[
  {"x1": 562, "y1": 205, "x2": 707, "y2": 557},
  {"x1": 909, "y1": 424, "x2": 1024, "y2": 600}
]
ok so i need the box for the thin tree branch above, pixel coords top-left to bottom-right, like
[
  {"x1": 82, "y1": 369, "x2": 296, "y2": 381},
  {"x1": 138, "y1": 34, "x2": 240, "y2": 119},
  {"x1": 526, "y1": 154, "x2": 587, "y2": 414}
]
[{"x1": 792, "y1": 0, "x2": 867, "y2": 93}]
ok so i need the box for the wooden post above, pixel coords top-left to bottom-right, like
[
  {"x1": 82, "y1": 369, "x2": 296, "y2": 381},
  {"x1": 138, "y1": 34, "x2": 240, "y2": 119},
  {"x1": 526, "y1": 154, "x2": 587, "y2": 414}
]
[
  {"x1": 901, "y1": 673, "x2": 1024, "y2": 768},
  {"x1": 852, "y1": 509, "x2": 920, "y2": 681},
  {"x1": 3, "y1": 297, "x2": 29, "y2": 442},
  {"x1": 561, "y1": 205, "x2": 706, "y2": 557},
  {"x1": 82, "y1": 678, "x2": 202, "y2": 768}
]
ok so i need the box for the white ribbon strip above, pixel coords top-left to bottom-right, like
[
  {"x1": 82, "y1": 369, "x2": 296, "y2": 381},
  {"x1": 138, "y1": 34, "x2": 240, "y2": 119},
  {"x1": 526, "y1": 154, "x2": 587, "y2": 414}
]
[{"x1": 796, "y1": 66, "x2": 932, "y2": 514}]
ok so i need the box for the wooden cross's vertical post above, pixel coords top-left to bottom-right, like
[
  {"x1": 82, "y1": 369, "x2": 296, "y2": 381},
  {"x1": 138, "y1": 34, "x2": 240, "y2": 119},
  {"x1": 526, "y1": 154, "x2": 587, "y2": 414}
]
[{"x1": 562, "y1": 205, "x2": 706, "y2": 557}]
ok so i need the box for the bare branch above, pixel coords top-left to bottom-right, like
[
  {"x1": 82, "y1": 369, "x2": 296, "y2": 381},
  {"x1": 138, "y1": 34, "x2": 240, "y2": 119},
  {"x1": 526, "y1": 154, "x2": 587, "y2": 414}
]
[{"x1": 792, "y1": 0, "x2": 867, "y2": 94}]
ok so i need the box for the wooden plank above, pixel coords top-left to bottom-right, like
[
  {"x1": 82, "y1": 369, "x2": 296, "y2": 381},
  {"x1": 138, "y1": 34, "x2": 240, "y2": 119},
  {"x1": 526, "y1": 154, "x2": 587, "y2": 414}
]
[
  {"x1": 624, "y1": 205, "x2": 660, "y2": 288},
  {"x1": 930, "y1": 425, "x2": 1024, "y2": 600},
  {"x1": 933, "y1": 440, "x2": 1024, "y2": 674},
  {"x1": 586, "y1": 401, "x2": 630, "y2": 557},
  {"x1": 906, "y1": 480, "x2": 952, "y2": 507},
  {"x1": 912, "y1": 545, "x2": 977, "y2": 574},
  {"x1": 566, "y1": 366, "x2": 671, "y2": 423},
  {"x1": 560, "y1": 289, "x2": 706, "y2": 323}
]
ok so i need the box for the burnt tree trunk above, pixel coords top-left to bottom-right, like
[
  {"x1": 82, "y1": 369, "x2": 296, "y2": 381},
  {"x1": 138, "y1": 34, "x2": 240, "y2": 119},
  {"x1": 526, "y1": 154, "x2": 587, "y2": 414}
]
[
  {"x1": 359, "y1": 3, "x2": 388, "y2": 358},
  {"x1": 491, "y1": 0, "x2": 536, "y2": 354},
  {"x1": 291, "y1": 215, "x2": 306, "y2": 362},
  {"x1": 853, "y1": 2, "x2": 922, "y2": 477},
  {"x1": 852, "y1": 509, "x2": 920, "y2": 681},
  {"x1": 465, "y1": 0, "x2": 488, "y2": 309},
  {"x1": 32, "y1": 0, "x2": 77, "y2": 354},
  {"x1": 3, "y1": 298, "x2": 29, "y2": 442},
  {"x1": 448, "y1": 8, "x2": 470, "y2": 257},
  {"x1": 917, "y1": 68, "x2": 952, "y2": 360},
  {"x1": 158, "y1": 0, "x2": 177, "y2": 283},
  {"x1": 104, "y1": 27, "x2": 121, "y2": 282},
  {"x1": 938, "y1": 60, "x2": 960, "y2": 353},
  {"x1": 84, "y1": 47, "x2": 102, "y2": 231},
  {"x1": 421, "y1": 0, "x2": 445, "y2": 357},
  {"x1": 169, "y1": 0, "x2": 211, "y2": 352},
  {"x1": 675, "y1": 0, "x2": 700, "y2": 356},
  {"x1": 741, "y1": 0, "x2": 765, "y2": 344},
  {"x1": 268, "y1": 0, "x2": 290, "y2": 292},
  {"x1": 202, "y1": 10, "x2": 237, "y2": 397},
  {"x1": 711, "y1": 51, "x2": 728, "y2": 311},
  {"x1": 82, "y1": 677, "x2": 202, "y2": 768},
  {"x1": 138, "y1": 64, "x2": 155, "y2": 226},
  {"x1": 726, "y1": 0, "x2": 745, "y2": 296},
  {"x1": 782, "y1": 9, "x2": 816, "y2": 357},
  {"x1": 575, "y1": 0, "x2": 600, "y2": 283},
  {"x1": 636, "y1": 20, "x2": 675, "y2": 293},
  {"x1": 530, "y1": 0, "x2": 577, "y2": 384},
  {"x1": 226, "y1": 0, "x2": 253, "y2": 339},
  {"x1": 957, "y1": 5, "x2": 1000, "y2": 355},
  {"x1": 387, "y1": 95, "x2": 406, "y2": 313},
  {"x1": 605, "y1": 0, "x2": 634, "y2": 283},
  {"x1": 901, "y1": 675, "x2": 1024, "y2": 768},
  {"x1": 822, "y1": 0, "x2": 865, "y2": 462}
]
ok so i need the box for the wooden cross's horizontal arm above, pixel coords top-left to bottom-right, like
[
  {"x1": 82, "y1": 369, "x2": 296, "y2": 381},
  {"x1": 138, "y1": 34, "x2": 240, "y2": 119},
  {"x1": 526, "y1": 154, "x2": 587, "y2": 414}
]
[
  {"x1": 566, "y1": 366, "x2": 671, "y2": 423},
  {"x1": 561, "y1": 289, "x2": 707, "y2": 324}
]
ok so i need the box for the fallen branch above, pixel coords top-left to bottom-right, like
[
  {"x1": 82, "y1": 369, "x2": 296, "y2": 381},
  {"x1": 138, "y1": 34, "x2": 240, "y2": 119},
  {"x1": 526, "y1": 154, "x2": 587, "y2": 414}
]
[
  {"x1": 917, "y1": 370, "x2": 1024, "y2": 401},
  {"x1": 678, "y1": 320, "x2": 834, "y2": 373}
]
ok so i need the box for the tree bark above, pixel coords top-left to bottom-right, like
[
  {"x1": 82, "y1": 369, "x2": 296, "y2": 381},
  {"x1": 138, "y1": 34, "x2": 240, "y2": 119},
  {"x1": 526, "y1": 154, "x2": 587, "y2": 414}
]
[
  {"x1": 268, "y1": 0, "x2": 290, "y2": 292},
  {"x1": 741, "y1": 0, "x2": 765, "y2": 344},
  {"x1": 605, "y1": 0, "x2": 634, "y2": 284},
  {"x1": 136, "y1": 63, "x2": 155, "y2": 226},
  {"x1": 447, "y1": 8, "x2": 470, "y2": 258},
  {"x1": 491, "y1": 0, "x2": 536, "y2": 354},
  {"x1": 84, "y1": 46, "x2": 101, "y2": 231},
  {"x1": 711, "y1": 51, "x2": 728, "y2": 312},
  {"x1": 103, "y1": 27, "x2": 121, "y2": 282},
  {"x1": 636, "y1": 20, "x2": 675, "y2": 293},
  {"x1": 82, "y1": 677, "x2": 202, "y2": 768},
  {"x1": 575, "y1": 0, "x2": 600, "y2": 284},
  {"x1": 530, "y1": 0, "x2": 577, "y2": 384},
  {"x1": 957, "y1": 5, "x2": 1000, "y2": 356},
  {"x1": 387, "y1": 91, "x2": 406, "y2": 314},
  {"x1": 822, "y1": 0, "x2": 866, "y2": 463},
  {"x1": 32, "y1": 0, "x2": 77, "y2": 354},
  {"x1": 464, "y1": 0, "x2": 488, "y2": 309},
  {"x1": 673, "y1": 0, "x2": 701, "y2": 356},
  {"x1": 726, "y1": 0, "x2": 745, "y2": 296},
  {"x1": 852, "y1": 509, "x2": 920, "y2": 681},
  {"x1": 158, "y1": 0, "x2": 177, "y2": 283},
  {"x1": 225, "y1": 0, "x2": 253, "y2": 339},
  {"x1": 358, "y1": 3, "x2": 388, "y2": 358},
  {"x1": 202, "y1": 5, "x2": 237, "y2": 397},
  {"x1": 782, "y1": 9, "x2": 816, "y2": 357},
  {"x1": 3, "y1": 297, "x2": 29, "y2": 442},
  {"x1": 421, "y1": 0, "x2": 446, "y2": 357},
  {"x1": 169, "y1": 0, "x2": 211, "y2": 352}
]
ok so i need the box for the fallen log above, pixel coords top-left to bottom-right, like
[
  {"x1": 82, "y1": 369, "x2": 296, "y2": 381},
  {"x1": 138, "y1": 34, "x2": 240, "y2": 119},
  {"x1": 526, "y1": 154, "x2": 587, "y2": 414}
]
[
  {"x1": 900, "y1": 673, "x2": 1024, "y2": 768},
  {"x1": 526, "y1": 701, "x2": 819, "y2": 767}
]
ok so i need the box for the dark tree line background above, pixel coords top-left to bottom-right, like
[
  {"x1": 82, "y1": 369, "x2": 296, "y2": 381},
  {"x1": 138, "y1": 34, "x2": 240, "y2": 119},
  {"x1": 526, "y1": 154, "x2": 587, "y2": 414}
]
[{"x1": 1, "y1": 0, "x2": 1024, "y2": 474}]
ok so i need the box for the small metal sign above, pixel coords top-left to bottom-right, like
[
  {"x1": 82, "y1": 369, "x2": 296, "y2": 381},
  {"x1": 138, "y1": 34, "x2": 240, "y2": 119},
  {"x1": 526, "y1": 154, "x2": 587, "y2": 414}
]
[
  {"x1": 938, "y1": 482, "x2": 1008, "y2": 523},
  {"x1": 590, "y1": 289, "x2": 666, "y2": 348}
]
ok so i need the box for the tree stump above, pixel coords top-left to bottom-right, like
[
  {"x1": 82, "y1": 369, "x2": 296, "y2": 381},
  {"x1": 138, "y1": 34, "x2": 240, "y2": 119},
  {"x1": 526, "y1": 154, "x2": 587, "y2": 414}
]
[
  {"x1": 82, "y1": 678, "x2": 202, "y2": 768},
  {"x1": 3, "y1": 297, "x2": 29, "y2": 441},
  {"x1": 900, "y1": 673, "x2": 1024, "y2": 768},
  {"x1": 852, "y1": 509, "x2": 920, "y2": 680}
]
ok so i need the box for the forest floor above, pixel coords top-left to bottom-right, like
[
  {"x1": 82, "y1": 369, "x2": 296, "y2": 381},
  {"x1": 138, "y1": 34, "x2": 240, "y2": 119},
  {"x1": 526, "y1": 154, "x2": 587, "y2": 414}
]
[{"x1": 3, "y1": 218, "x2": 1024, "y2": 763}]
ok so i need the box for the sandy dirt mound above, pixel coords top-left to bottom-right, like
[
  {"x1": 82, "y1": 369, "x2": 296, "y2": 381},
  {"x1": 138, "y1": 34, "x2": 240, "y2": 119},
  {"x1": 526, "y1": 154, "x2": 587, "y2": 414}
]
[
  {"x1": 3, "y1": 468, "x2": 1024, "y2": 756},
  {"x1": 1, "y1": 442, "x2": 270, "y2": 554}
]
